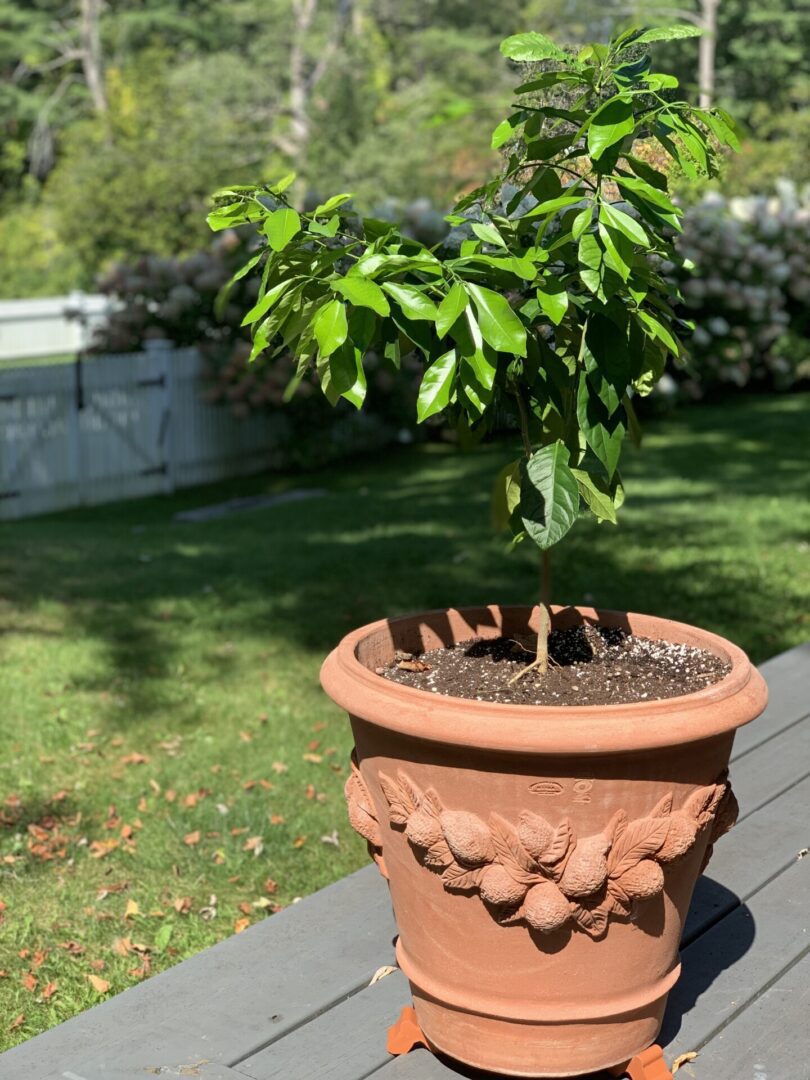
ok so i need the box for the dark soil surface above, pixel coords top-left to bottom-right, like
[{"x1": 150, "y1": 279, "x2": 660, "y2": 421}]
[{"x1": 378, "y1": 626, "x2": 731, "y2": 707}]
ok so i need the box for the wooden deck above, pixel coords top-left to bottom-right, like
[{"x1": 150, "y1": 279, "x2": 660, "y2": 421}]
[{"x1": 1, "y1": 642, "x2": 807, "y2": 1080}]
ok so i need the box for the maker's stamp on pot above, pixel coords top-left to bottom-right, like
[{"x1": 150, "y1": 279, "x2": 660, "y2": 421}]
[{"x1": 528, "y1": 780, "x2": 564, "y2": 797}]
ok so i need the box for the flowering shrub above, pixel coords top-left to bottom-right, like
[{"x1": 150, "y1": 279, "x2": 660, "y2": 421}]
[{"x1": 669, "y1": 181, "x2": 810, "y2": 395}]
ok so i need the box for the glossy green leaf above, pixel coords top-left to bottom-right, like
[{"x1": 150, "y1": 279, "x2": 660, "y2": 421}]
[
  {"x1": 472, "y1": 222, "x2": 506, "y2": 247},
  {"x1": 600, "y1": 202, "x2": 650, "y2": 247},
  {"x1": 382, "y1": 282, "x2": 438, "y2": 322},
  {"x1": 520, "y1": 442, "x2": 579, "y2": 550},
  {"x1": 314, "y1": 299, "x2": 349, "y2": 358},
  {"x1": 417, "y1": 348, "x2": 456, "y2": 422},
  {"x1": 464, "y1": 282, "x2": 527, "y2": 357},
  {"x1": 491, "y1": 458, "x2": 522, "y2": 531},
  {"x1": 523, "y1": 192, "x2": 585, "y2": 219},
  {"x1": 587, "y1": 97, "x2": 636, "y2": 160},
  {"x1": 571, "y1": 468, "x2": 617, "y2": 523},
  {"x1": 240, "y1": 280, "x2": 291, "y2": 327},
  {"x1": 331, "y1": 276, "x2": 390, "y2": 316},
  {"x1": 598, "y1": 222, "x2": 633, "y2": 281},
  {"x1": 500, "y1": 32, "x2": 568, "y2": 62},
  {"x1": 264, "y1": 207, "x2": 301, "y2": 252},
  {"x1": 536, "y1": 280, "x2": 568, "y2": 325},
  {"x1": 630, "y1": 25, "x2": 703, "y2": 46},
  {"x1": 576, "y1": 374, "x2": 625, "y2": 478},
  {"x1": 435, "y1": 283, "x2": 468, "y2": 338},
  {"x1": 312, "y1": 193, "x2": 353, "y2": 216},
  {"x1": 572, "y1": 207, "x2": 592, "y2": 239},
  {"x1": 329, "y1": 340, "x2": 366, "y2": 408}
]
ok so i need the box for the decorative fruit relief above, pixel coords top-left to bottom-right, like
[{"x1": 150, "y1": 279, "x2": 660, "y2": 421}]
[{"x1": 352, "y1": 767, "x2": 738, "y2": 942}]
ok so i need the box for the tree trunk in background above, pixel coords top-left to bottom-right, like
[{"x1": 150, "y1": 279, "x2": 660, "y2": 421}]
[
  {"x1": 79, "y1": 0, "x2": 107, "y2": 113},
  {"x1": 698, "y1": 0, "x2": 719, "y2": 108}
]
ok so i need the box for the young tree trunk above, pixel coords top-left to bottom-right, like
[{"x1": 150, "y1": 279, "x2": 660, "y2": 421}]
[{"x1": 79, "y1": 0, "x2": 107, "y2": 113}]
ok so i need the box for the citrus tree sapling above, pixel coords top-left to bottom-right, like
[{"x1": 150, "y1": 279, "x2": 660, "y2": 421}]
[{"x1": 208, "y1": 25, "x2": 739, "y2": 676}]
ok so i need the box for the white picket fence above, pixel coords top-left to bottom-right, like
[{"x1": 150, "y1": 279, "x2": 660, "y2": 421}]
[
  {"x1": 0, "y1": 293, "x2": 112, "y2": 361},
  {"x1": 0, "y1": 344, "x2": 283, "y2": 520}
]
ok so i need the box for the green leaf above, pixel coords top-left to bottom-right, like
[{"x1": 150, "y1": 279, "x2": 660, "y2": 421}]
[
  {"x1": 331, "y1": 277, "x2": 390, "y2": 316},
  {"x1": 583, "y1": 316, "x2": 631, "y2": 415},
  {"x1": 587, "y1": 97, "x2": 636, "y2": 160},
  {"x1": 572, "y1": 207, "x2": 592, "y2": 239},
  {"x1": 154, "y1": 921, "x2": 174, "y2": 953},
  {"x1": 520, "y1": 442, "x2": 580, "y2": 551},
  {"x1": 464, "y1": 283, "x2": 526, "y2": 357},
  {"x1": 382, "y1": 282, "x2": 438, "y2": 322},
  {"x1": 614, "y1": 175, "x2": 681, "y2": 216},
  {"x1": 571, "y1": 468, "x2": 617, "y2": 524},
  {"x1": 500, "y1": 32, "x2": 568, "y2": 62},
  {"x1": 576, "y1": 374, "x2": 625, "y2": 478},
  {"x1": 600, "y1": 202, "x2": 650, "y2": 247},
  {"x1": 515, "y1": 71, "x2": 587, "y2": 94},
  {"x1": 536, "y1": 280, "x2": 568, "y2": 326},
  {"x1": 436, "y1": 283, "x2": 468, "y2": 338},
  {"x1": 329, "y1": 340, "x2": 366, "y2": 408},
  {"x1": 417, "y1": 348, "x2": 457, "y2": 422},
  {"x1": 267, "y1": 172, "x2": 297, "y2": 194},
  {"x1": 472, "y1": 222, "x2": 506, "y2": 247},
  {"x1": 264, "y1": 207, "x2": 301, "y2": 252},
  {"x1": 624, "y1": 154, "x2": 668, "y2": 191},
  {"x1": 491, "y1": 113, "x2": 525, "y2": 149},
  {"x1": 598, "y1": 222, "x2": 633, "y2": 281},
  {"x1": 630, "y1": 25, "x2": 703, "y2": 45},
  {"x1": 636, "y1": 309, "x2": 681, "y2": 355},
  {"x1": 491, "y1": 458, "x2": 522, "y2": 531},
  {"x1": 524, "y1": 132, "x2": 580, "y2": 160},
  {"x1": 240, "y1": 280, "x2": 291, "y2": 327},
  {"x1": 312, "y1": 192, "x2": 353, "y2": 216},
  {"x1": 523, "y1": 192, "x2": 585, "y2": 219},
  {"x1": 309, "y1": 215, "x2": 340, "y2": 237},
  {"x1": 314, "y1": 299, "x2": 349, "y2": 358}
]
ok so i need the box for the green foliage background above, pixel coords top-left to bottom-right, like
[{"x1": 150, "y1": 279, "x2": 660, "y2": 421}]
[{"x1": 1, "y1": 0, "x2": 807, "y2": 297}]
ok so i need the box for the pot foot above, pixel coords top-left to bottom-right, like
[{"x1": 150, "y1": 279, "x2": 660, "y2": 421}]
[
  {"x1": 608, "y1": 1045, "x2": 673, "y2": 1080},
  {"x1": 386, "y1": 1005, "x2": 427, "y2": 1056}
]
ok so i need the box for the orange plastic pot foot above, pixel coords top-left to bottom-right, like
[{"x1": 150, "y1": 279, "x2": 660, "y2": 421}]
[
  {"x1": 608, "y1": 1044, "x2": 673, "y2": 1080},
  {"x1": 386, "y1": 1005, "x2": 427, "y2": 1055}
]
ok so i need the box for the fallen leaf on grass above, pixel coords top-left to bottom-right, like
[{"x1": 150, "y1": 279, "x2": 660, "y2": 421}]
[
  {"x1": 292, "y1": 836, "x2": 307, "y2": 849},
  {"x1": 97, "y1": 882, "x2": 128, "y2": 901},
  {"x1": 120, "y1": 753, "x2": 150, "y2": 766},
  {"x1": 165, "y1": 790, "x2": 177, "y2": 803},
  {"x1": 239, "y1": 731, "x2": 253, "y2": 743},
  {"x1": 672, "y1": 1051, "x2": 698, "y2": 1074},
  {"x1": 237, "y1": 902, "x2": 252, "y2": 916},
  {"x1": 271, "y1": 762, "x2": 288, "y2": 774},
  {"x1": 89, "y1": 959, "x2": 106, "y2": 972},
  {"x1": 234, "y1": 918, "x2": 250, "y2": 934},
  {"x1": 58, "y1": 940, "x2": 85, "y2": 955},
  {"x1": 9, "y1": 1014, "x2": 24, "y2": 1032},
  {"x1": 244, "y1": 836, "x2": 263, "y2": 856},
  {"x1": 320, "y1": 831, "x2": 340, "y2": 847},
  {"x1": 270, "y1": 814, "x2": 285, "y2": 826},
  {"x1": 173, "y1": 896, "x2": 192, "y2": 915},
  {"x1": 302, "y1": 753, "x2": 322, "y2": 764},
  {"x1": 183, "y1": 831, "x2": 201, "y2": 847},
  {"x1": 87, "y1": 974, "x2": 110, "y2": 994},
  {"x1": 21, "y1": 972, "x2": 37, "y2": 992},
  {"x1": 264, "y1": 878, "x2": 278, "y2": 895},
  {"x1": 124, "y1": 899, "x2": 140, "y2": 919},
  {"x1": 90, "y1": 839, "x2": 119, "y2": 859},
  {"x1": 137, "y1": 797, "x2": 148, "y2": 812},
  {"x1": 41, "y1": 981, "x2": 58, "y2": 1001},
  {"x1": 129, "y1": 959, "x2": 151, "y2": 979},
  {"x1": 368, "y1": 965, "x2": 397, "y2": 985},
  {"x1": 113, "y1": 937, "x2": 133, "y2": 957}
]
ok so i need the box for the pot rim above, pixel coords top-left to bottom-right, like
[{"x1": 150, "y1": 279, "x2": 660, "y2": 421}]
[{"x1": 320, "y1": 604, "x2": 769, "y2": 754}]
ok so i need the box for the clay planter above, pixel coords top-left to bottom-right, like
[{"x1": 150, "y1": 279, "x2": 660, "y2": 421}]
[{"x1": 321, "y1": 605, "x2": 768, "y2": 1078}]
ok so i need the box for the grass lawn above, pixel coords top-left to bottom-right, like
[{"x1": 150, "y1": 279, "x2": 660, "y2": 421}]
[{"x1": 0, "y1": 392, "x2": 807, "y2": 1049}]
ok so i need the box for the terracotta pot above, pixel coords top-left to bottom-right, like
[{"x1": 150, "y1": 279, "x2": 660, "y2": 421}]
[{"x1": 321, "y1": 605, "x2": 768, "y2": 1078}]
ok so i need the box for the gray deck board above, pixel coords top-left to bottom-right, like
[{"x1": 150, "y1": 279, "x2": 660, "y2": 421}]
[
  {"x1": 731, "y1": 642, "x2": 809, "y2": 760},
  {"x1": 235, "y1": 971, "x2": 410, "y2": 1080},
  {"x1": 662, "y1": 857, "x2": 810, "y2": 1062},
  {"x1": 1, "y1": 644, "x2": 807, "y2": 1080},
  {"x1": 673, "y1": 951, "x2": 810, "y2": 1080}
]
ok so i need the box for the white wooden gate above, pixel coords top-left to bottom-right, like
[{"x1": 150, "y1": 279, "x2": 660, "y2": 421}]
[{"x1": 0, "y1": 346, "x2": 280, "y2": 520}]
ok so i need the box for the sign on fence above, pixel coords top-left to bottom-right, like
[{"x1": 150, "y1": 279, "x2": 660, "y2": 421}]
[{"x1": 0, "y1": 345, "x2": 280, "y2": 520}]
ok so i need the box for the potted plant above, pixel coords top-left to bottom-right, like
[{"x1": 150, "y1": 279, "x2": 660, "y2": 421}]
[{"x1": 208, "y1": 26, "x2": 767, "y2": 1078}]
